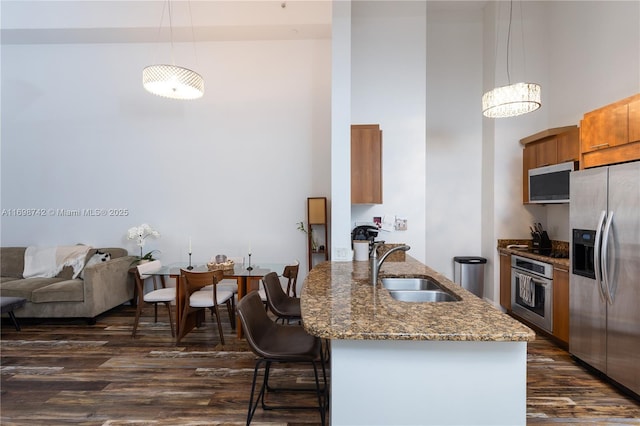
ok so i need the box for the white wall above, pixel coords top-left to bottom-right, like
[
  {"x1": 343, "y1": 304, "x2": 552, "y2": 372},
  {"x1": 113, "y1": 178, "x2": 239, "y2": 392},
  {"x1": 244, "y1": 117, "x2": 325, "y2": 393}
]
[
  {"x1": 330, "y1": 0, "x2": 353, "y2": 262},
  {"x1": 350, "y1": 1, "x2": 427, "y2": 263},
  {"x1": 426, "y1": 4, "x2": 484, "y2": 280},
  {"x1": 1, "y1": 37, "x2": 332, "y2": 284}
]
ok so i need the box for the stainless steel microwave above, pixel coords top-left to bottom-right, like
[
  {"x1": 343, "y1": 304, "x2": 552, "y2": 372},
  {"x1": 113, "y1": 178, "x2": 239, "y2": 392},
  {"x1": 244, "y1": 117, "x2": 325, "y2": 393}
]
[{"x1": 528, "y1": 161, "x2": 576, "y2": 204}]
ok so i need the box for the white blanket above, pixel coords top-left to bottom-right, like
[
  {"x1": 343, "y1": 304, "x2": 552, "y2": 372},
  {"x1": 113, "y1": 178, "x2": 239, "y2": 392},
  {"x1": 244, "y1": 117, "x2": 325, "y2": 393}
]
[{"x1": 23, "y1": 245, "x2": 92, "y2": 279}]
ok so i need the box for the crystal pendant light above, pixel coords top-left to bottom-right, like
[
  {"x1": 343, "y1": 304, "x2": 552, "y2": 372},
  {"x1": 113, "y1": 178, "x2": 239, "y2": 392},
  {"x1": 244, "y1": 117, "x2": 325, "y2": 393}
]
[
  {"x1": 143, "y1": 1, "x2": 204, "y2": 100},
  {"x1": 482, "y1": 1, "x2": 540, "y2": 118},
  {"x1": 143, "y1": 64, "x2": 204, "y2": 100},
  {"x1": 482, "y1": 82, "x2": 541, "y2": 118}
]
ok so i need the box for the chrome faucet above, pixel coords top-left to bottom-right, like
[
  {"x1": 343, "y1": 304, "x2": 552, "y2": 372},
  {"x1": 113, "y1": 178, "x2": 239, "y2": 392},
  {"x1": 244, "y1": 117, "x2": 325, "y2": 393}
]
[{"x1": 371, "y1": 243, "x2": 411, "y2": 285}]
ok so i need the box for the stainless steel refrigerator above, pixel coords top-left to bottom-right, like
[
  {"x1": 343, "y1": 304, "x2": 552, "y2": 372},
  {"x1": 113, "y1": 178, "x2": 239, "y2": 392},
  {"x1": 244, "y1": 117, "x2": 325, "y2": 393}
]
[{"x1": 569, "y1": 160, "x2": 640, "y2": 396}]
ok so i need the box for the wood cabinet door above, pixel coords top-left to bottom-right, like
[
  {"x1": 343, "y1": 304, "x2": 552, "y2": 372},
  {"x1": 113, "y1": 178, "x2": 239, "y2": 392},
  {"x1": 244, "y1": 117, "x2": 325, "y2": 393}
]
[
  {"x1": 553, "y1": 266, "x2": 570, "y2": 345},
  {"x1": 535, "y1": 138, "x2": 557, "y2": 167},
  {"x1": 607, "y1": 103, "x2": 629, "y2": 147},
  {"x1": 629, "y1": 97, "x2": 640, "y2": 143},
  {"x1": 499, "y1": 252, "x2": 511, "y2": 311},
  {"x1": 581, "y1": 104, "x2": 628, "y2": 154},
  {"x1": 351, "y1": 124, "x2": 382, "y2": 204},
  {"x1": 556, "y1": 128, "x2": 580, "y2": 163}
]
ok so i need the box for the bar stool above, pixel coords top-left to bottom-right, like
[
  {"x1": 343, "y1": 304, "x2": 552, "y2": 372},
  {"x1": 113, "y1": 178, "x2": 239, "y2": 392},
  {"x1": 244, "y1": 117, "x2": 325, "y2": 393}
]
[{"x1": 236, "y1": 291, "x2": 327, "y2": 425}]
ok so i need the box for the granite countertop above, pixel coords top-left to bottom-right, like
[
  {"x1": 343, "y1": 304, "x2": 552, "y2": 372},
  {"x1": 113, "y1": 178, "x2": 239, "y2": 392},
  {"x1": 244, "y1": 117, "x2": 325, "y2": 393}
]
[
  {"x1": 300, "y1": 256, "x2": 535, "y2": 342},
  {"x1": 497, "y1": 239, "x2": 570, "y2": 269}
]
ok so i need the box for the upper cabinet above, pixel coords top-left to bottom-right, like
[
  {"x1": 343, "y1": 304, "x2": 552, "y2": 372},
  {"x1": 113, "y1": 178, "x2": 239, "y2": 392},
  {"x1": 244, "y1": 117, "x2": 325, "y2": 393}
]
[
  {"x1": 520, "y1": 126, "x2": 579, "y2": 204},
  {"x1": 351, "y1": 124, "x2": 383, "y2": 204},
  {"x1": 629, "y1": 97, "x2": 640, "y2": 143},
  {"x1": 580, "y1": 93, "x2": 640, "y2": 169}
]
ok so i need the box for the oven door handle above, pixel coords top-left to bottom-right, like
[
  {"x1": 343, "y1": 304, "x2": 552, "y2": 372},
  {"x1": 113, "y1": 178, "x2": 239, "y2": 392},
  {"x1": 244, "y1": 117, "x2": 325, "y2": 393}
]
[{"x1": 594, "y1": 210, "x2": 607, "y2": 302}]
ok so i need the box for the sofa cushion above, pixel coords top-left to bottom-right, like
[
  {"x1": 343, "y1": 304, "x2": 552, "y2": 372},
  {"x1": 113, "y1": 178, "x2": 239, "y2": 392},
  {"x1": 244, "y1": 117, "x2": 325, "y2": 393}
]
[
  {"x1": 32, "y1": 280, "x2": 84, "y2": 303},
  {"x1": 0, "y1": 276, "x2": 21, "y2": 284},
  {"x1": 1, "y1": 247, "x2": 26, "y2": 278},
  {"x1": 0, "y1": 277, "x2": 81, "y2": 302}
]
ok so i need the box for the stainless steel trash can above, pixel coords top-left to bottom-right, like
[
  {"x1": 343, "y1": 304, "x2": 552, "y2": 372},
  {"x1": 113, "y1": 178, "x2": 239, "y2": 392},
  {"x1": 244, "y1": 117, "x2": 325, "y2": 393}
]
[{"x1": 453, "y1": 256, "x2": 487, "y2": 298}]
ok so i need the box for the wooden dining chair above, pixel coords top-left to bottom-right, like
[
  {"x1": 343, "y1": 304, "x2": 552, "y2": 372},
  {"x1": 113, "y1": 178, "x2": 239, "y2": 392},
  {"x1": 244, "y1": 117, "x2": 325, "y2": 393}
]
[
  {"x1": 131, "y1": 260, "x2": 175, "y2": 338},
  {"x1": 201, "y1": 256, "x2": 244, "y2": 295},
  {"x1": 259, "y1": 260, "x2": 300, "y2": 307},
  {"x1": 178, "y1": 269, "x2": 235, "y2": 344},
  {"x1": 262, "y1": 271, "x2": 302, "y2": 324},
  {"x1": 282, "y1": 260, "x2": 300, "y2": 297},
  {"x1": 236, "y1": 291, "x2": 327, "y2": 426}
]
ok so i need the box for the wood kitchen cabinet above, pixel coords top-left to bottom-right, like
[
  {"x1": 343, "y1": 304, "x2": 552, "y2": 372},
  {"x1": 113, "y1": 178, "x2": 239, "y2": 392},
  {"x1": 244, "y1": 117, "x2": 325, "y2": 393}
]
[
  {"x1": 552, "y1": 266, "x2": 570, "y2": 346},
  {"x1": 628, "y1": 96, "x2": 640, "y2": 143},
  {"x1": 556, "y1": 128, "x2": 580, "y2": 163},
  {"x1": 581, "y1": 103, "x2": 628, "y2": 152},
  {"x1": 580, "y1": 93, "x2": 640, "y2": 169},
  {"x1": 351, "y1": 124, "x2": 382, "y2": 204},
  {"x1": 520, "y1": 126, "x2": 579, "y2": 203},
  {"x1": 499, "y1": 252, "x2": 511, "y2": 311}
]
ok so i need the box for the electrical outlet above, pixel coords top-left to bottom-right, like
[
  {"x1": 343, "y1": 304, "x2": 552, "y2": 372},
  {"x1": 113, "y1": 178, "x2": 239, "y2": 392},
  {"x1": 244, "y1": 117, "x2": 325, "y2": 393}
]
[{"x1": 336, "y1": 247, "x2": 349, "y2": 260}]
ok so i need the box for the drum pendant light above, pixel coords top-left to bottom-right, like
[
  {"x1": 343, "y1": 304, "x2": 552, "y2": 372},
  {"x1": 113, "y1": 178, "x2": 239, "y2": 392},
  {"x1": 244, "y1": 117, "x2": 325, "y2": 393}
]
[
  {"x1": 482, "y1": 0, "x2": 540, "y2": 118},
  {"x1": 143, "y1": 0, "x2": 204, "y2": 100}
]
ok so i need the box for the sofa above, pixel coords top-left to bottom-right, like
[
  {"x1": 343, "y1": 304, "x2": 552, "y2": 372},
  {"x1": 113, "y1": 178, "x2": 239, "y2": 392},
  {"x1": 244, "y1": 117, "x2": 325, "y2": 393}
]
[{"x1": 0, "y1": 247, "x2": 135, "y2": 323}]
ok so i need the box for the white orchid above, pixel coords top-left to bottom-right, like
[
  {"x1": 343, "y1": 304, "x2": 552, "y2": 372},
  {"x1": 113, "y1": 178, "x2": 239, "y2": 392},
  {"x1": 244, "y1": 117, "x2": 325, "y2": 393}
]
[{"x1": 127, "y1": 224, "x2": 160, "y2": 259}]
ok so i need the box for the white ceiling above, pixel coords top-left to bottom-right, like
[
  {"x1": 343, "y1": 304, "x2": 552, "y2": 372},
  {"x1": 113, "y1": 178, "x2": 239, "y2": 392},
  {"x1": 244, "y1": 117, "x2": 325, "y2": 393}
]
[
  {"x1": 1, "y1": 0, "x2": 489, "y2": 44},
  {"x1": 0, "y1": 0, "x2": 333, "y2": 44}
]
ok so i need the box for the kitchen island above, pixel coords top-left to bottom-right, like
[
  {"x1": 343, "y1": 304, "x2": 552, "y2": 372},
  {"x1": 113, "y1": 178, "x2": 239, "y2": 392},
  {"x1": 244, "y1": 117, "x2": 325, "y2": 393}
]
[{"x1": 301, "y1": 257, "x2": 535, "y2": 425}]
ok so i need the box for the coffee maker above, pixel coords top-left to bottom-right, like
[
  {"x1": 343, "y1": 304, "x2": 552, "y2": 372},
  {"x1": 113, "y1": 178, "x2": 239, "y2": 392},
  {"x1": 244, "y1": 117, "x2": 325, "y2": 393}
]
[{"x1": 352, "y1": 225, "x2": 380, "y2": 256}]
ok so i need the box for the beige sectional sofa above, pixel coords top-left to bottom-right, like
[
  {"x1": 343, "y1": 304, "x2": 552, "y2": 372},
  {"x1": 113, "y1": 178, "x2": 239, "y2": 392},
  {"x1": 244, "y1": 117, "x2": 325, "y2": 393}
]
[{"x1": 0, "y1": 247, "x2": 135, "y2": 323}]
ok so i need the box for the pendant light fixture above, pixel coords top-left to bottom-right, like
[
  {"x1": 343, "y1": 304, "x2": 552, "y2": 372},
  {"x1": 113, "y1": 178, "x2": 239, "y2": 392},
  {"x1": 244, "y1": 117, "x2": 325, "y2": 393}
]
[
  {"x1": 143, "y1": 0, "x2": 204, "y2": 100},
  {"x1": 482, "y1": 0, "x2": 540, "y2": 118}
]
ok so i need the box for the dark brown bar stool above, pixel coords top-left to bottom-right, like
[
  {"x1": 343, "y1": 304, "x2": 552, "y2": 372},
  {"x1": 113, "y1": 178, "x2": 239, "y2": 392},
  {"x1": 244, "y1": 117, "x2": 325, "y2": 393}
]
[
  {"x1": 262, "y1": 271, "x2": 301, "y2": 324},
  {"x1": 236, "y1": 291, "x2": 327, "y2": 425}
]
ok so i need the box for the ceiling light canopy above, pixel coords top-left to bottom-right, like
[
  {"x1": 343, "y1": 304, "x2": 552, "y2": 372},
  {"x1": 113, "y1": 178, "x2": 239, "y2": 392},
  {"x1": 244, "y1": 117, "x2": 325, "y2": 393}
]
[
  {"x1": 482, "y1": 82, "x2": 541, "y2": 118},
  {"x1": 143, "y1": 64, "x2": 204, "y2": 100}
]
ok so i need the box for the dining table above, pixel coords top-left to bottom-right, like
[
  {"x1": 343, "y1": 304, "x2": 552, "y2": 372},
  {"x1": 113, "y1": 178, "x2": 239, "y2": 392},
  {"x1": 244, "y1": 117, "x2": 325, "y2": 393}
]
[{"x1": 147, "y1": 261, "x2": 287, "y2": 341}]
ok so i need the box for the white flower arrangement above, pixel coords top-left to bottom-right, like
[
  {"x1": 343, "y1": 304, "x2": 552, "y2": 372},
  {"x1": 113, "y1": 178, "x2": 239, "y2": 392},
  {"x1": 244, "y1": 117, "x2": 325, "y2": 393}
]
[{"x1": 127, "y1": 223, "x2": 160, "y2": 260}]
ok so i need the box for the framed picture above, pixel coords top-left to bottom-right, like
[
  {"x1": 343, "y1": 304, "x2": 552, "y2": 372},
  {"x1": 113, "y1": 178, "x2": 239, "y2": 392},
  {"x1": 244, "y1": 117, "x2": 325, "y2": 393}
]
[{"x1": 373, "y1": 216, "x2": 382, "y2": 228}]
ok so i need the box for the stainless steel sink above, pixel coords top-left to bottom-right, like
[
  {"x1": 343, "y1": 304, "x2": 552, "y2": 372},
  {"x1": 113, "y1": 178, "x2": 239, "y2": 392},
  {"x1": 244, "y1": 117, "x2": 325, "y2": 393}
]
[
  {"x1": 388, "y1": 290, "x2": 459, "y2": 303},
  {"x1": 381, "y1": 277, "x2": 443, "y2": 291}
]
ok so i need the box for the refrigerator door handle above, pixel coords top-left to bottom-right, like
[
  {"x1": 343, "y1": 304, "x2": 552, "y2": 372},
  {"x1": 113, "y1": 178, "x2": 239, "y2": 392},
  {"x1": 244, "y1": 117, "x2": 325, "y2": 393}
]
[
  {"x1": 594, "y1": 210, "x2": 607, "y2": 301},
  {"x1": 602, "y1": 210, "x2": 615, "y2": 304}
]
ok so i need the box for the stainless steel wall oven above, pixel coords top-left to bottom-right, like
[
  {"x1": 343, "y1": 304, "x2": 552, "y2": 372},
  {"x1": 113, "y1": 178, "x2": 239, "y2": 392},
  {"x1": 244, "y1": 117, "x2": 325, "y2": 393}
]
[{"x1": 511, "y1": 255, "x2": 553, "y2": 333}]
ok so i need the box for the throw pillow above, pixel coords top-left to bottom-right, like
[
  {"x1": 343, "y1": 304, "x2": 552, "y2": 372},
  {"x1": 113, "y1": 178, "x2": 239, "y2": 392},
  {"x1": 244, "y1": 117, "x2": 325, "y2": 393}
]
[{"x1": 79, "y1": 250, "x2": 112, "y2": 279}]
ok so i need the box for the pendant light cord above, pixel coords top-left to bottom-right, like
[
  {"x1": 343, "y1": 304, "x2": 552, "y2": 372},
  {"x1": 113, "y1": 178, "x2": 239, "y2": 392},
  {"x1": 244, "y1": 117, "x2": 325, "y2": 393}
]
[
  {"x1": 506, "y1": 0, "x2": 513, "y2": 85},
  {"x1": 187, "y1": 0, "x2": 200, "y2": 69},
  {"x1": 168, "y1": 0, "x2": 175, "y2": 65}
]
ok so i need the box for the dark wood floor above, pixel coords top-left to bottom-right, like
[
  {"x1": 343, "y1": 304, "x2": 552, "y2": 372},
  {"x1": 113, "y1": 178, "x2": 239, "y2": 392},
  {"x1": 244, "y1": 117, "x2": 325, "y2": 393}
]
[{"x1": 1, "y1": 304, "x2": 639, "y2": 425}]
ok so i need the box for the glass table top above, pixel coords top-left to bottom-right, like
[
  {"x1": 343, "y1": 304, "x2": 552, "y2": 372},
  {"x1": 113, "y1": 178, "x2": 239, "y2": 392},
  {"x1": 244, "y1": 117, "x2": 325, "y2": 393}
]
[{"x1": 147, "y1": 262, "x2": 288, "y2": 277}]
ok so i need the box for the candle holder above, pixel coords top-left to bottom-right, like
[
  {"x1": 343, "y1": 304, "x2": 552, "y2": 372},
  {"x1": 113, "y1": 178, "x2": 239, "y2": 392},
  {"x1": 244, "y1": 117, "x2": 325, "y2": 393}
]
[
  {"x1": 187, "y1": 253, "x2": 194, "y2": 270},
  {"x1": 246, "y1": 253, "x2": 253, "y2": 271}
]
